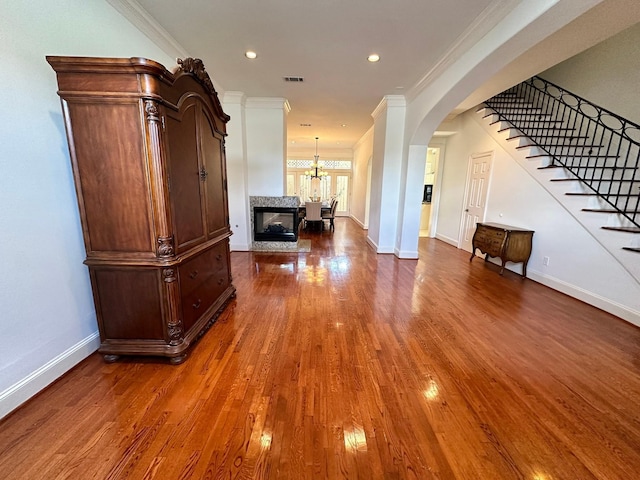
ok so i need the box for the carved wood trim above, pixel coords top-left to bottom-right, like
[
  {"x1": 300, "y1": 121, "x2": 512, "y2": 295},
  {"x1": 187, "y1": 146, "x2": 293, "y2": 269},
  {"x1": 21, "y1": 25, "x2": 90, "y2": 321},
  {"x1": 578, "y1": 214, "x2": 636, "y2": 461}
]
[
  {"x1": 162, "y1": 267, "x2": 183, "y2": 344},
  {"x1": 144, "y1": 99, "x2": 174, "y2": 257},
  {"x1": 162, "y1": 268, "x2": 177, "y2": 283},
  {"x1": 176, "y1": 58, "x2": 230, "y2": 123},
  {"x1": 167, "y1": 316, "x2": 184, "y2": 345},
  {"x1": 157, "y1": 235, "x2": 175, "y2": 258}
]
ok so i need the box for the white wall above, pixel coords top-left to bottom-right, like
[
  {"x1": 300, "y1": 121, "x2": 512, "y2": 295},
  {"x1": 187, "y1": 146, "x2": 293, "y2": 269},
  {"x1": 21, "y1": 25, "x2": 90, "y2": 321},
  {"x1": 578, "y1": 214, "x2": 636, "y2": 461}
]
[
  {"x1": 223, "y1": 92, "x2": 252, "y2": 251},
  {"x1": 541, "y1": 22, "x2": 640, "y2": 125},
  {"x1": 437, "y1": 110, "x2": 640, "y2": 321},
  {"x1": 245, "y1": 98, "x2": 289, "y2": 197},
  {"x1": 0, "y1": 0, "x2": 179, "y2": 419},
  {"x1": 351, "y1": 127, "x2": 374, "y2": 228}
]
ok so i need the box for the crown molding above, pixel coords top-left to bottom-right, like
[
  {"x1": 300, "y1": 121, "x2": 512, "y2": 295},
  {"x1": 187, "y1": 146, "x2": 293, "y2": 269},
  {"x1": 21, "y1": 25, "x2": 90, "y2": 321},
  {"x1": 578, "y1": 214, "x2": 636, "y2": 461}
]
[
  {"x1": 106, "y1": 0, "x2": 190, "y2": 58},
  {"x1": 371, "y1": 95, "x2": 406, "y2": 121},
  {"x1": 245, "y1": 97, "x2": 290, "y2": 111},
  {"x1": 105, "y1": 0, "x2": 227, "y2": 94},
  {"x1": 222, "y1": 91, "x2": 246, "y2": 106},
  {"x1": 353, "y1": 125, "x2": 374, "y2": 151},
  {"x1": 405, "y1": 0, "x2": 521, "y2": 101}
]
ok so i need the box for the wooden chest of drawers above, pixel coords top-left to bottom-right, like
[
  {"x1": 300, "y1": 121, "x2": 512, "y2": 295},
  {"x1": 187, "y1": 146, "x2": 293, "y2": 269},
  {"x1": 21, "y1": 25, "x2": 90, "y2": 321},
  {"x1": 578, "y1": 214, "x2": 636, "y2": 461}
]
[{"x1": 470, "y1": 222, "x2": 534, "y2": 278}]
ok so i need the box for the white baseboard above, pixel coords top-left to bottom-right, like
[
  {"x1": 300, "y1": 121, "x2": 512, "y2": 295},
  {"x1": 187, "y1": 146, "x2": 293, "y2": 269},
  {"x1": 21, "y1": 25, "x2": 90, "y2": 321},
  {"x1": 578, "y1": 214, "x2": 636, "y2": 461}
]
[
  {"x1": 395, "y1": 248, "x2": 419, "y2": 259},
  {"x1": 350, "y1": 215, "x2": 368, "y2": 229},
  {"x1": 527, "y1": 270, "x2": 640, "y2": 327},
  {"x1": 0, "y1": 332, "x2": 100, "y2": 420},
  {"x1": 230, "y1": 242, "x2": 251, "y2": 252},
  {"x1": 435, "y1": 233, "x2": 459, "y2": 247},
  {"x1": 366, "y1": 236, "x2": 378, "y2": 251}
]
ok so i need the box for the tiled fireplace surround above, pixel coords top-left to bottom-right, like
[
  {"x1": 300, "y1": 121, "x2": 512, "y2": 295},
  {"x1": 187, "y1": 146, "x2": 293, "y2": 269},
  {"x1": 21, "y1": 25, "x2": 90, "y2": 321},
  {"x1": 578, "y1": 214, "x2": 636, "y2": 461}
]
[{"x1": 250, "y1": 196, "x2": 301, "y2": 251}]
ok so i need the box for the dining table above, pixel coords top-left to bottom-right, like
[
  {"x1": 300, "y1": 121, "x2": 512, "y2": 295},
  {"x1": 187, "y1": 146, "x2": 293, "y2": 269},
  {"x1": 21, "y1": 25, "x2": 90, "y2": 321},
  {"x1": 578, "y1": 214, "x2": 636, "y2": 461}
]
[
  {"x1": 299, "y1": 201, "x2": 331, "y2": 214},
  {"x1": 298, "y1": 201, "x2": 332, "y2": 231}
]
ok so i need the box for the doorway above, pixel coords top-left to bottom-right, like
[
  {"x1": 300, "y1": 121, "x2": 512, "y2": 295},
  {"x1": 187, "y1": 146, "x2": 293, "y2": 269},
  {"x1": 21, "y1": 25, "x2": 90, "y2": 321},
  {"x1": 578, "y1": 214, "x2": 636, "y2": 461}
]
[
  {"x1": 286, "y1": 164, "x2": 352, "y2": 216},
  {"x1": 419, "y1": 147, "x2": 440, "y2": 237}
]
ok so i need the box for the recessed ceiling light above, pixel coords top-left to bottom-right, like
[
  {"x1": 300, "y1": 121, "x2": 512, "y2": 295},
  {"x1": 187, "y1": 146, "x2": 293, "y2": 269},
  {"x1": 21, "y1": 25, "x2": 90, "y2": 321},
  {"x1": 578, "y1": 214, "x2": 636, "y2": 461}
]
[
  {"x1": 245, "y1": 51, "x2": 257, "y2": 59},
  {"x1": 341, "y1": 124, "x2": 347, "y2": 127},
  {"x1": 368, "y1": 54, "x2": 380, "y2": 62}
]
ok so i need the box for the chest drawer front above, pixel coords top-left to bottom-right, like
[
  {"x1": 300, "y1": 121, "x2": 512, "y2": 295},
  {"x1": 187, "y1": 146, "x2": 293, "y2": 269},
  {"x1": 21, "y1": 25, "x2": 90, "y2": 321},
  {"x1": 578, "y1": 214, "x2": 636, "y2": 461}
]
[
  {"x1": 179, "y1": 242, "x2": 229, "y2": 296},
  {"x1": 474, "y1": 226, "x2": 505, "y2": 256},
  {"x1": 179, "y1": 241, "x2": 230, "y2": 332},
  {"x1": 504, "y1": 231, "x2": 534, "y2": 262},
  {"x1": 181, "y1": 268, "x2": 230, "y2": 332}
]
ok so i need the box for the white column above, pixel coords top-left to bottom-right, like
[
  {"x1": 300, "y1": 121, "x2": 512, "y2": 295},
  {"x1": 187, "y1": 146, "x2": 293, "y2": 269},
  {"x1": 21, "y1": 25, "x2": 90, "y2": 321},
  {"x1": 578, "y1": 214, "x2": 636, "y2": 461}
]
[
  {"x1": 367, "y1": 95, "x2": 406, "y2": 254},
  {"x1": 222, "y1": 91, "x2": 251, "y2": 251},
  {"x1": 395, "y1": 144, "x2": 428, "y2": 258}
]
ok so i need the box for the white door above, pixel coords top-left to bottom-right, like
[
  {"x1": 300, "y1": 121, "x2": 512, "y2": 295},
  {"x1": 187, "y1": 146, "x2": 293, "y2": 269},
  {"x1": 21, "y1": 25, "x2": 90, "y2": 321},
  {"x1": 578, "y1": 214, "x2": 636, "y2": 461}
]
[
  {"x1": 334, "y1": 174, "x2": 350, "y2": 216},
  {"x1": 460, "y1": 151, "x2": 493, "y2": 253}
]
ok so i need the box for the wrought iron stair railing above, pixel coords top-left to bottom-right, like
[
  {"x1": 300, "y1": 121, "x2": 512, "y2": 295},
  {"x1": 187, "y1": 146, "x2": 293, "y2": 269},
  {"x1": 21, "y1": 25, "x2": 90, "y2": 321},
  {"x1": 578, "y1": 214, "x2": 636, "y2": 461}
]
[{"x1": 484, "y1": 76, "x2": 640, "y2": 230}]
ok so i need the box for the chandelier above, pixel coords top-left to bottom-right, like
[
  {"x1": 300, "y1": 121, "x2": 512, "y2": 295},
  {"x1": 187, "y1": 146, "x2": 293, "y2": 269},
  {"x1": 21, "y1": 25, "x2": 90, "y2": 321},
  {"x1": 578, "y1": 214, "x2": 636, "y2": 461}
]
[{"x1": 305, "y1": 137, "x2": 328, "y2": 179}]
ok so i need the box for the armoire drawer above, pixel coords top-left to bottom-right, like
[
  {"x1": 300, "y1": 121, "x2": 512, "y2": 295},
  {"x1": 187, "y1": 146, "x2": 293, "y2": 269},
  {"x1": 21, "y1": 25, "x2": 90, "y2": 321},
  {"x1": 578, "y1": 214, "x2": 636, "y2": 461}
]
[
  {"x1": 181, "y1": 269, "x2": 230, "y2": 332},
  {"x1": 179, "y1": 242, "x2": 229, "y2": 296}
]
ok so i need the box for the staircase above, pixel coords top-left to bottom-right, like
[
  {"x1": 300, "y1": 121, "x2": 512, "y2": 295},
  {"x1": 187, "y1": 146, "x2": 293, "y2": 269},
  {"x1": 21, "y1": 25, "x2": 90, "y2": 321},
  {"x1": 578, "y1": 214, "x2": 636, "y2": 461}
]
[{"x1": 477, "y1": 76, "x2": 640, "y2": 282}]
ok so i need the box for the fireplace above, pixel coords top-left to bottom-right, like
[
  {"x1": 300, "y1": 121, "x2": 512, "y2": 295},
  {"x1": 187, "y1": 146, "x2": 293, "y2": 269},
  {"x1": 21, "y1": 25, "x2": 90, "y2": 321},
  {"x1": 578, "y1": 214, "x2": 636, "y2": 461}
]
[{"x1": 253, "y1": 207, "x2": 300, "y2": 242}]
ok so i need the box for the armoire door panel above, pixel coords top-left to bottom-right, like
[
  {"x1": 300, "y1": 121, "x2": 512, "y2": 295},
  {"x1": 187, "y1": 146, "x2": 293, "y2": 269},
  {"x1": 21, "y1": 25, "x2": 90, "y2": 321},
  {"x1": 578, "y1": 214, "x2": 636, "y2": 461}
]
[
  {"x1": 200, "y1": 114, "x2": 228, "y2": 237},
  {"x1": 92, "y1": 268, "x2": 164, "y2": 340},
  {"x1": 166, "y1": 102, "x2": 206, "y2": 252},
  {"x1": 68, "y1": 101, "x2": 153, "y2": 254}
]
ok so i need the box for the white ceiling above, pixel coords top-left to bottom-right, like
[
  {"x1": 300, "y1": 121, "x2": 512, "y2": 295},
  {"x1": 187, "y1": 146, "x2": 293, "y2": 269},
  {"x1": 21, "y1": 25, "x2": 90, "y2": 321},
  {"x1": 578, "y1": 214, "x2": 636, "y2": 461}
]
[
  {"x1": 127, "y1": 0, "x2": 500, "y2": 150},
  {"x1": 117, "y1": 0, "x2": 640, "y2": 153}
]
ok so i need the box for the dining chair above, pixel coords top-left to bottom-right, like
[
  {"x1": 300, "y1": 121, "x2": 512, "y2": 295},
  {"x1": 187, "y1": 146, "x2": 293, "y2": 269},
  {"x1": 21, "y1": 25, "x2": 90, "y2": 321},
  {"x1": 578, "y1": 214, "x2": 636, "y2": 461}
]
[
  {"x1": 304, "y1": 201, "x2": 323, "y2": 231},
  {"x1": 322, "y1": 199, "x2": 338, "y2": 232}
]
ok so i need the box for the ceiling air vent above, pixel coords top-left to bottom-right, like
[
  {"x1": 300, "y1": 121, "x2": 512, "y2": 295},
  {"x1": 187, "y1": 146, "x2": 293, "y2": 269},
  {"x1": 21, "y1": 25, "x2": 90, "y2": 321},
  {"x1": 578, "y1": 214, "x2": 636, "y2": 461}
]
[{"x1": 283, "y1": 76, "x2": 304, "y2": 82}]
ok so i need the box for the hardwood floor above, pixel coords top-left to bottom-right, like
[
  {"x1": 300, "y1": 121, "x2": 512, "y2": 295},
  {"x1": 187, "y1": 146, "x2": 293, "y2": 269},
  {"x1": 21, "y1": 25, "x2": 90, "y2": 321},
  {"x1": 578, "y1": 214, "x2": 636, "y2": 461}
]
[{"x1": 2, "y1": 217, "x2": 640, "y2": 479}]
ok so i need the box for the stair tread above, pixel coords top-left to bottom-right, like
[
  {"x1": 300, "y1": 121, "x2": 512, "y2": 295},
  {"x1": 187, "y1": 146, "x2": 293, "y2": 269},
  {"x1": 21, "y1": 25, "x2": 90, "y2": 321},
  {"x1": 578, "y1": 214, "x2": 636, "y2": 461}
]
[
  {"x1": 523, "y1": 131, "x2": 581, "y2": 135},
  {"x1": 566, "y1": 192, "x2": 640, "y2": 197},
  {"x1": 491, "y1": 108, "x2": 543, "y2": 112},
  {"x1": 582, "y1": 208, "x2": 638, "y2": 213},
  {"x1": 602, "y1": 226, "x2": 640, "y2": 233},
  {"x1": 535, "y1": 142, "x2": 602, "y2": 145},
  {"x1": 570, "y1": 165, "x2": 637, "y2": 170},
  {"x1": 519, "y1": 143, "x2": 604, "y2": 148},
  {"x1": 508, "y1": 133, "x2": 588, "y2": 139},
  {"x1": 526, "y1": 154, "x2": 620, "y2": 159},
  {"x1": 498, "y1": 127, "x2": 575, "y2": 133},
  {"x1": 505, "y1": 113, "x2": 554, "y2": 117},
  {"x1": 550, "y1": 178, "x2": 634, "y2": 182}
]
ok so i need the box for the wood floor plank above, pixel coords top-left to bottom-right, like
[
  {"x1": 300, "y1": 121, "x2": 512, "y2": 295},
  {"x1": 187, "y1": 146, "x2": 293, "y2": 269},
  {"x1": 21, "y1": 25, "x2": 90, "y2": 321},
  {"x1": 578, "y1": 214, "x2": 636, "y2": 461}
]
[{"x1": 2, "y1": 217, "x2": 640, "y2": 479}]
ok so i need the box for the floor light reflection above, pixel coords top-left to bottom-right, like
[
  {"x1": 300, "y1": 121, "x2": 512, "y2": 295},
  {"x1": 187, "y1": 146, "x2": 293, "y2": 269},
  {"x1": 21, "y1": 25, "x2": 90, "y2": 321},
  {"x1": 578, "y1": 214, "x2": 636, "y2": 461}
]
[
  {"x1": 343, "y1": 426, "x2": 367, "y2": 453},
  {"x1": 423, "y1": 380, "x2": 439, "y2": 401}
]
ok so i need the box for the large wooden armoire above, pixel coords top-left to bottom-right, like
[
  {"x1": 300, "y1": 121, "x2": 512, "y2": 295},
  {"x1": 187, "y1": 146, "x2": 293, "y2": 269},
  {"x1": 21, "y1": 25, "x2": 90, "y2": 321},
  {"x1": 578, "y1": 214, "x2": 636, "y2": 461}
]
[{"x1": 47, "y1": 56, "x2": 236, "y2": 364}]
